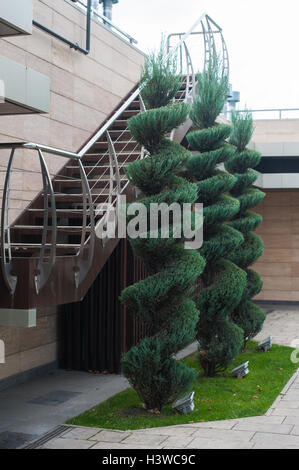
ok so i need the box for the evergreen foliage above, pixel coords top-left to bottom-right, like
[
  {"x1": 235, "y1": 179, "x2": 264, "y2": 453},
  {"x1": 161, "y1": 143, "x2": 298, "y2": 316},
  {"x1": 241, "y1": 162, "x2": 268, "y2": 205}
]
[
  {"x1": 186, "y1": 61, "x2": 246, "y2": 377},
  {"x1": 140, "y1": 39, "x2": 183, "y2": 109},
  {"x1": 120, "y1": 55, "x2": 205, "y2": 410},
  {"x1": 225, "y1": 112, "x2": 266, "y2": 346}
]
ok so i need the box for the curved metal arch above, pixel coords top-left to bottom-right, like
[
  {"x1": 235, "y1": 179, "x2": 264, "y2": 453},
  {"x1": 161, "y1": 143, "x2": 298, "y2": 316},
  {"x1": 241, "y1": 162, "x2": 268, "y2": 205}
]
[
  {"x1": 183, "y1": 41, "x2": 195, "y2": 101},
  {"x1": 205, "y1": 15, "x2": 229, "y2": 79},
  {"x1": 221, "y1": 33, "x2": 230, "y2": 79},
  {"x1": 34, "y1": 149, "x2": 57, "y2": 294},
  {"x1": 206, "y1": 15, "x2": 217, "y2": 67},
  {"x1": 106, "y1": 131, "x2": 121, "y2": 198},
  {"x1": 98, "y1": 131, "x2": 121, "y2": 248},
  {"x1": 74, "y1": 160, "x2": 96, "y2": 288},
  {"x1": 0, "y1": 149, "x2": 17, "y2": 294}
]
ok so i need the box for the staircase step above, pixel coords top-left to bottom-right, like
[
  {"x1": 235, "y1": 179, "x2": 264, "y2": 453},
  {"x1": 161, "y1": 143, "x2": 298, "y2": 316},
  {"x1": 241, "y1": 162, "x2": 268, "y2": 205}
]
[
  {"x1": 120, "y1": 109, "x2": 140, "y2": 118},
  {"x1": 89, "y1": 140, "x2": 138, "y2": 149},
  {"x1": 10, "y1": 243, "x2": 81, "y2": 253},
  {"x1": 12, "y1": 225, "x2": 92, "y2": 233},
  {"x1": 28, "y1": 208, "x2": 87, "y2": 216},
  {"x1": 48, "y1": 190, "x2": 110, "y2": 202},
  {"x1": 54, "y1": 178, "x2": 127, "y2": 190},
  {"x1": 107, "y1": 130, "x2": 132, "y2": 138},
  {"x1": 81, "y1": 152, "x2": 140, "y2": 163},
  {"x1": 54, "y1": 176, "x2": 127, "y2": 183},
  {"x1": 111, "y1": 119, "x2": 128, "y2": 129}
]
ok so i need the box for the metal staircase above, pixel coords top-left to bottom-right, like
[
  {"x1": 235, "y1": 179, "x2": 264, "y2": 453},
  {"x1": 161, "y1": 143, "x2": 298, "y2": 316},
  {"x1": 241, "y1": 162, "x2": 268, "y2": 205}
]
[{"x1": 0, "y1": 13, "x2": 228, "y2": 312}]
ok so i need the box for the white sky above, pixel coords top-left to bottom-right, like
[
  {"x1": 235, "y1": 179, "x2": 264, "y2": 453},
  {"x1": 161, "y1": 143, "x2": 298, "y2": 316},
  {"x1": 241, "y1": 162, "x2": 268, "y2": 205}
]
[{"x1": 112, "y1": 0, "x2": 299, "y2": 110}]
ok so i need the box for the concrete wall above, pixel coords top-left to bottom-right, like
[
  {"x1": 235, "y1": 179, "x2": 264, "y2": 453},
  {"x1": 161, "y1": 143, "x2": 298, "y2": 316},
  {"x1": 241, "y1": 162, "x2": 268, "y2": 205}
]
[
  {"x1": 252, "y1": 119, "x2": 299, "y2": 143},
  {"x1": 0, "y1": 0, "x2": 144, "y2": 222},
  {"x1": 254, "y1": 189, "x2": 299, "y2": 302},
  {"x1": 0, "y1": 0, "x2": 144, "y2": 385}
]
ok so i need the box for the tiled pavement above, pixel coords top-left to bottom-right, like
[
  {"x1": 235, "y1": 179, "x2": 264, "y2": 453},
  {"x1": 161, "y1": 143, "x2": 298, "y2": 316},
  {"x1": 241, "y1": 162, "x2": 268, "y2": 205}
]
[{"x1": 35, "y1": 306, "x2": 299, "y2": 449}]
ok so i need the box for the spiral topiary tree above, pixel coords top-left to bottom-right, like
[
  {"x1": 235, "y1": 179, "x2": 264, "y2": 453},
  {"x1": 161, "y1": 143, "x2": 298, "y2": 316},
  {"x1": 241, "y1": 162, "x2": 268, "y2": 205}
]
[
  {"x1": 119, "y1": 48, "x2": 205, "y2": 411},
  {"x1": 186, "y1": 60, "x2": 247, "y2": 377},
  {"x1": 225, "y1": 112, "x2": 266, "y2": 347}
]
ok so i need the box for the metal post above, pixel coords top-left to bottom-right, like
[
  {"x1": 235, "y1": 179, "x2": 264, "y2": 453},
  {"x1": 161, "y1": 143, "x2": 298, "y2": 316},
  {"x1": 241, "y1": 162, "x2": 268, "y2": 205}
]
[
  {"x1": 103, "y1": 0, "x2": 113, "y2": 21},
  {"x1": 0, "y1": 149, "x2": 17, "y2": 294}
]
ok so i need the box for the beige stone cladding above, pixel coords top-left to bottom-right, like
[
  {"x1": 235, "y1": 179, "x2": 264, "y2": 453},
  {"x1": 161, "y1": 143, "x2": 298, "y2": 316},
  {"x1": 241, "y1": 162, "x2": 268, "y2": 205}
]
[
  {"x1": 254, "y1": 189, "x2": 299, "y2": 301},
  {"x1": 0, "y1": 306, "x2": 59, "y2": 383}
]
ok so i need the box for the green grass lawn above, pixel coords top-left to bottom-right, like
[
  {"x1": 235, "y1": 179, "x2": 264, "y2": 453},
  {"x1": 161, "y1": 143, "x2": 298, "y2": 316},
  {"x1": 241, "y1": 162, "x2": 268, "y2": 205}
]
[{"x1": 67, "y1": 341, "x2": 298, "y2": 431}]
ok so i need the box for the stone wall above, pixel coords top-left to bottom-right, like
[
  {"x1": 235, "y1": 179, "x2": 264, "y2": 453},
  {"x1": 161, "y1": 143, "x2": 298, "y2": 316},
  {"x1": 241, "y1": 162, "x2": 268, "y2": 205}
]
[
  {"x1": 0, "y1": 306, "x2": 59, "y2": 385},
  {"x1": 255, "y1": 189, "x2": 299, "y2": 302}
]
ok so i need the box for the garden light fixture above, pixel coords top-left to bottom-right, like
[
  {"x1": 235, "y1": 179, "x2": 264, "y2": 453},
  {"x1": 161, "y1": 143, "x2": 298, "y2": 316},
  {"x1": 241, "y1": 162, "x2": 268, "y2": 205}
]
[
  {"x1": 259, "y1": 336, "x2": 272, "y2": 352},
  {"x1": 172, "y1": 392, "x2": 195, "y2": 414},
  {"x1": 232, "y1": 361, "x2": 249, "y2": 378}
]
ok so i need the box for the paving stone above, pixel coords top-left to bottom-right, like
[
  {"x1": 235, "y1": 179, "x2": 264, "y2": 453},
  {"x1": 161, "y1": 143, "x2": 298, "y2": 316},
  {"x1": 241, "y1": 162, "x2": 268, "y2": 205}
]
[
  {"x1": 122, "y1": 432, "x2": 168, "y2": 447},
  {"x1": 271, "y1": 408, "x2": 299, "y2": 416},
  {"x1": 89, "y1": 430, "x2": 131, "y2": 443},
  {"x1": 162, "y1": 446, "x2": 186, "y2": 449},
  {"x1": 290, "y1": 383, "x2": 299, "y2": 389},
  {"x1": 283, "y1": 416, "x2": 299, "y2": 425},
  {"x1": 187, "y1": 437, "x2": 254, "y2": 449},
  {"x1": 135, "y1": 426, "x2": 196, "y2": 436},
  {"x1": 251, "y1": 432, "x2": 299, "y2": 447},
  {"x1": 39, "y1": 437, "x2": 94, "y2": 449},
  {"x1": 281, "y1": 392, "x2": 299, "y2": 400},
  {"x1": 160, "y1": 435, "x2": 194, "y2": 448},
  {"x1": 61, "y1": 426, "x2": 100, "y2": 440},
  {"x1": 233, "y1": 422, "x2": 293, "y2": 434},
  {"x1": 186, "y1": 420, "x2": 239, "y2": 430},
  {"x1": 234, "y1": 415, "x2": 284, "y2": 425},
  {"x1": 274, "y1": 400, "x2": 299, "y2": 409},
  {"x1": 190, "y1": 428, "x2": 254, "y2": 442},
  {"x1": 253, "y1": 443, "x2": 299, "y2": 449},
  {"x1": 90, "y1": 441, "x2": 162, "y2": 449}
]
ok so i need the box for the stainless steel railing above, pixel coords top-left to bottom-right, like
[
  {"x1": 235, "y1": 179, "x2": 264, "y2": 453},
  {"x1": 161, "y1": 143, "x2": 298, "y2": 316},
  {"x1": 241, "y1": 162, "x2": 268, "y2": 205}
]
[
  {"x1": 233, "y1": 108, "x2": 299, "y2": 120},
  {"x1": 70, "y1": 0, "x2": 138, "y2": 45},
  {"x1": 0, "y1": 142, "x2": 95, "y2": 294}
]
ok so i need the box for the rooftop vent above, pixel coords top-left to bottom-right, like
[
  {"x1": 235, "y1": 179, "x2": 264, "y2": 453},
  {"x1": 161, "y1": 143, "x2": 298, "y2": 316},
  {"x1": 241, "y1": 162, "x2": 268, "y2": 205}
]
[{"x1": 0, "y1": 0, "x2": 33, "y2": 37}]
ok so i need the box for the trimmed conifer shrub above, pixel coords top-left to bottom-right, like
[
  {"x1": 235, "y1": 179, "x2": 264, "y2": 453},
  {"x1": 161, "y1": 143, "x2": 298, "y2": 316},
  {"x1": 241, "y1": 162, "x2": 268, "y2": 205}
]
[
  {"x1": 186, "y1": 61, "x2": 247, "y2": 377},
  {"x1": 225, "y1": 112, "x2": 266, "y2": 347},
  {"x1": 140, "y1": 39, "x2": 183, "y2": 110},
  {"x1": 119, "y1": 49, "x2": 205, "y2": 411}
]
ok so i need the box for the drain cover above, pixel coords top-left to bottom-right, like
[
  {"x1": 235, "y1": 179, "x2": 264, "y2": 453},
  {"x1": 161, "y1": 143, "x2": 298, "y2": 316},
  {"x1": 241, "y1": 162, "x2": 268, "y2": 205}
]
[{"x1": 23, "y1": 426, "x2": 71, "y2": 449}]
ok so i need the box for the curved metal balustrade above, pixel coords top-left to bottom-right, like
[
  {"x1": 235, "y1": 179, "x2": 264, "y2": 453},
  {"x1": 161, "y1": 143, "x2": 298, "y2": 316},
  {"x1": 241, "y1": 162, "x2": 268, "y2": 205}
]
[{"x1": 0, "y1": 143, "x2": 95, "y2": 295}]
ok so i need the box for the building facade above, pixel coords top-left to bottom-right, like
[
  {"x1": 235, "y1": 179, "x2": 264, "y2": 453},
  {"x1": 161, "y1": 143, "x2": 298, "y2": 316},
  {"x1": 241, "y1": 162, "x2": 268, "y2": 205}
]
[{"x1": 0, "y1": 0, "x2": 144, "y2": 387}]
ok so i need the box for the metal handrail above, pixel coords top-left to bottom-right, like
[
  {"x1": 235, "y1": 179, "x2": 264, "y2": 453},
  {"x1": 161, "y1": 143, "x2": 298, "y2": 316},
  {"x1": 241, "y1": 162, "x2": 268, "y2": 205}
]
[
  {"x1": 0, "y1": 142, "x2": 95, "y2": 294},
  {"x1": 79, "y1": 12, "x2": 208, "y2": 157},
  {"x1": 72, "y1": 0, "x2": 137, "y2": 44},
  {"x1": 234, "y1": 108, "x2": 299, "y2": 120}
]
